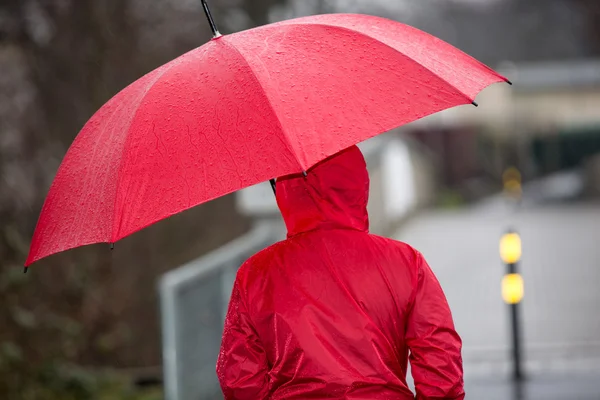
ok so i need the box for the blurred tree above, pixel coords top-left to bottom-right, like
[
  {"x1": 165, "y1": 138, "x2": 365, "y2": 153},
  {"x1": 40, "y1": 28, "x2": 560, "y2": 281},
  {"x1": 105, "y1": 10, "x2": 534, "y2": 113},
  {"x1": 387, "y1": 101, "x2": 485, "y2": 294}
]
[
  {"x1": 0, "y1": 0, "x2": 296, "y2": 395},
  {"x1": 243, "y1": 0, "x2": 286, "y2": 26},
  {"x1": 573, "y1": 0, "x2": 600, "y2": 56}
]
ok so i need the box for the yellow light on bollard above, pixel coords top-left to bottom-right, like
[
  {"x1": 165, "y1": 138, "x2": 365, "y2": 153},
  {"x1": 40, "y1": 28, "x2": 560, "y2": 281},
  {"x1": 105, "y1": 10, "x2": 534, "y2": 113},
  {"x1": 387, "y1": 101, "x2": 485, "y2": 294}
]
[
  {"x1": 502, "y1": 273, "x2": 524, "y2": 304},
  {"x1": 503, "y1": 167, "x2": 522, "y2": 186},
  {"x1": 500, "y1": 232, "x2": 522, "y2": 264},
  {"x1": 503, "y1": 167, "x2": 523, "y2": 199},
  {"x1": 504, "y1": 179, "x2": 522, "y2": 194}
]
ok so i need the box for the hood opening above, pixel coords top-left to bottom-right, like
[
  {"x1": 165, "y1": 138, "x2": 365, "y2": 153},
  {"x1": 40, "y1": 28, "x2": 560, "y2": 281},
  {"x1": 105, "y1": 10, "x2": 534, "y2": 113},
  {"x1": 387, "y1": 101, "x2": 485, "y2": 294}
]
[{"x1": 275, "y1": 145, "x2": 370, "y2": 237}]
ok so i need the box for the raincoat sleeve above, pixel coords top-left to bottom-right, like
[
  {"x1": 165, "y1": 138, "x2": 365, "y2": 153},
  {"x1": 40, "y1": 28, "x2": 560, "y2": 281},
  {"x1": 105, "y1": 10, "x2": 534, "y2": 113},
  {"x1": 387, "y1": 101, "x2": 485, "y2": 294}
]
[
  {"x1": 217, "y1": 279, "x2": 269, "y2": 399},
  {"x1": 405, "y1": 252, "x2": 465, "y2": 400}
]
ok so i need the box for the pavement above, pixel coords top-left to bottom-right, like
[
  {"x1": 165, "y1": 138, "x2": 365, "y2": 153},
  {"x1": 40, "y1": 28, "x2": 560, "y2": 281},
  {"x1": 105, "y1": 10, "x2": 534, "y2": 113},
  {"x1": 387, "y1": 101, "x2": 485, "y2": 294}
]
[
  {"x1": 465, "y1": 375, "x2": 600, "y2": 400},
  {"x1": 393, "y1": 174, "x2": 600, "y2": 399}
]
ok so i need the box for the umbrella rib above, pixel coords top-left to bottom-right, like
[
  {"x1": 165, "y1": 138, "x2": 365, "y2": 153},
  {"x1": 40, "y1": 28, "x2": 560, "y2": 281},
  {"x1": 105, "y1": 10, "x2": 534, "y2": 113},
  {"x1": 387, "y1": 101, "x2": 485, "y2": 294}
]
[
  {"x1": 111, "y1": 61, "x2": 181, "y2": 242},
  {"x1": 218, "y1": 37, "x2": 307, "y2": 173}
]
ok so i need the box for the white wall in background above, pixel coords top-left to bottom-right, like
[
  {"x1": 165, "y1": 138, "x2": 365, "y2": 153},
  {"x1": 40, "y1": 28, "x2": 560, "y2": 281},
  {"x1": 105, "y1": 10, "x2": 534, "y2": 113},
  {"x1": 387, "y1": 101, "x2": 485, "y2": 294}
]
[
  {"x1": 236, "y1": 180, "x2": 278, "y2": 217},
  {"x1": 382, "y1": 138, "x2": 417, "y2": 219}
]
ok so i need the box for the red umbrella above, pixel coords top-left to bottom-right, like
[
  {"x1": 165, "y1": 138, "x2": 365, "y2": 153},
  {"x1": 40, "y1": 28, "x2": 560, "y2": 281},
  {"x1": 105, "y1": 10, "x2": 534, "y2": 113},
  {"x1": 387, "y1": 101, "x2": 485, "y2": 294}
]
[{"x1": 25, "y1": 3, "x2": 509, "y2": 267}]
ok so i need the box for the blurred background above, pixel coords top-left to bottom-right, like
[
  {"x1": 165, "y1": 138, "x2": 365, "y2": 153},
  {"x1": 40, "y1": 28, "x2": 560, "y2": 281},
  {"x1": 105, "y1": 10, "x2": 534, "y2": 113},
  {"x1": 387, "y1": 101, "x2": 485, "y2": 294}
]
[{"x1": 1, "y1": 0, "x2": 599, "y2": 399}]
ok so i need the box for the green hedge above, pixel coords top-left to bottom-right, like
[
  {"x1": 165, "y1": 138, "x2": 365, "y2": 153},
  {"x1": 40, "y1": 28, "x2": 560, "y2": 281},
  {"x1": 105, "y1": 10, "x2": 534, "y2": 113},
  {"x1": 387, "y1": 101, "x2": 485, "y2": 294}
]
[{"x1": 0, "y1": 344, "x2": 162, "y2": 400}]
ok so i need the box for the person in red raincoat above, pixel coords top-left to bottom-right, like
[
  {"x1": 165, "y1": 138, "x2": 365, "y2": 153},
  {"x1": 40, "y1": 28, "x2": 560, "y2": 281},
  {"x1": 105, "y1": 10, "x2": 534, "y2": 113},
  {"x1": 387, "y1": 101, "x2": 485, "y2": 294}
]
[{"x1": 217, "y1": 145, "x2": 464, "y2": 399}]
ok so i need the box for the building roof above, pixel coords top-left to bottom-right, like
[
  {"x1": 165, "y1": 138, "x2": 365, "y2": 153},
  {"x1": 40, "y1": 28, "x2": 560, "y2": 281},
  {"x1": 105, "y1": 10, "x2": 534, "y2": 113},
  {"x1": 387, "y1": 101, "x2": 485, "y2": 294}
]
[{"x1": 500, "y1": 59, "x2": 600, "y2": 91}]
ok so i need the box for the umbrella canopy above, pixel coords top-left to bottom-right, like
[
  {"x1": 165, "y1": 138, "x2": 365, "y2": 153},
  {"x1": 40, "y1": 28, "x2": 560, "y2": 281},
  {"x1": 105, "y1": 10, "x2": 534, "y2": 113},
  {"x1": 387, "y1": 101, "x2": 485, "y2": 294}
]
[{"x1": 26, "y1": 13, "x2": 508, "y2": 266}]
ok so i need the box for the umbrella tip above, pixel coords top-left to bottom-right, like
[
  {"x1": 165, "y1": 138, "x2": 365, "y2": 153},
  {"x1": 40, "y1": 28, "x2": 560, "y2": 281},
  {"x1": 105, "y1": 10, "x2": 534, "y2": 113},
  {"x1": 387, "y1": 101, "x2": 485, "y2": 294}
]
[
  {"x1": 23, "y1": 266, "x2": 29, "y2": 274},
  {"x1": 506, "y1": 79, "x2": 513, "y2": 86},
  {"x1": 110, "y1": 243, "x2": 115, "y2": 250},
  {"x1": 472, "y1": 101, "x2": 479, "y2": 107},
  {"x1": 302, "y1": 171, "x2": 308, "y2": 177}
]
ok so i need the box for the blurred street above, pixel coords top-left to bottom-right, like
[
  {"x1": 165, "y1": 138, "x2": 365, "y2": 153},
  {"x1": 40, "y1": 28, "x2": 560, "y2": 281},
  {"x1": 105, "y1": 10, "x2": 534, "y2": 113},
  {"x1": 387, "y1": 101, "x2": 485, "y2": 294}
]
[{"x1": 395, "y1": 173, "x2": 600, "y2": 399}]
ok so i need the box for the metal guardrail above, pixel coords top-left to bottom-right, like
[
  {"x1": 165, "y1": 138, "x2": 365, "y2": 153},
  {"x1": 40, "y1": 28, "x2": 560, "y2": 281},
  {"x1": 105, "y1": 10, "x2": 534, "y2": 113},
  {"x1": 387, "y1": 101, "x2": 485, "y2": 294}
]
[{"x1": 159, "y1": 222, "x2": 281, "y2": 400}]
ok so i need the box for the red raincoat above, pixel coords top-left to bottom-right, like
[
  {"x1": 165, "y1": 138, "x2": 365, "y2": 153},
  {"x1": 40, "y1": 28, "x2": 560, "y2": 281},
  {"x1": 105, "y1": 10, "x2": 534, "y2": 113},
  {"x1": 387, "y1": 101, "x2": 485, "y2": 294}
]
[{"x1": 217, "y1": 146, "x2": 464, "y2": 399}]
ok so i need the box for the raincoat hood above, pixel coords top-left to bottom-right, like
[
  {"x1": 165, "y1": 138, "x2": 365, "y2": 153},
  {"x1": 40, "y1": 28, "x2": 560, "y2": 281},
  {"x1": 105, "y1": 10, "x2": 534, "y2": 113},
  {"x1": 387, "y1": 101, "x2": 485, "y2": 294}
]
[{"x1": 275, "y1": 145, "x2": 369, "y2": 237}]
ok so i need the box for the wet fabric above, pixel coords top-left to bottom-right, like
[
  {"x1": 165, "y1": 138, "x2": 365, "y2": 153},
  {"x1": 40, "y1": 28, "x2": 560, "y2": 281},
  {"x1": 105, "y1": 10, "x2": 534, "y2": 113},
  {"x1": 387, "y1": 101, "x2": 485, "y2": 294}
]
[
  {"x1": 26, "y1": 13, "x2": 507, "y2": 267},
  {"x1": 218, "y1": 146, "x2": 464, "y2": 399}
]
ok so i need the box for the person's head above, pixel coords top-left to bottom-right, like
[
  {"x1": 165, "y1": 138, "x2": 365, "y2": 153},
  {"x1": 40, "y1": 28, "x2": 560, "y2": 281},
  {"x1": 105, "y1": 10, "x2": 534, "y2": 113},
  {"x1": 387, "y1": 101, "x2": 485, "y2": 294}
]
[{"x1": 275, "y1": 145, "x2": 369, "y2": 237}]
